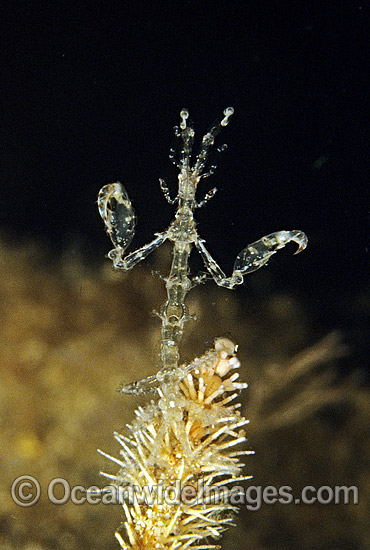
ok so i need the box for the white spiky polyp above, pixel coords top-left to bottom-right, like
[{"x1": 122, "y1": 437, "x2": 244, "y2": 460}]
[{"x1": 98, "y1": 338, "x2": 252, "y2": 550}]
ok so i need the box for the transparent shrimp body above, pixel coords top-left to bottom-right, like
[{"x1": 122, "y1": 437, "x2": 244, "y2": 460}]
[{"x1": 98, "y1": 107, "x2": 307, "y2": 394}]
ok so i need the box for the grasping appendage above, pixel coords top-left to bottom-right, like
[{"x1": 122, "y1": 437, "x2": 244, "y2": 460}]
[{"x1": 98, "y1": 107, "x2": 307, "y2": 392}]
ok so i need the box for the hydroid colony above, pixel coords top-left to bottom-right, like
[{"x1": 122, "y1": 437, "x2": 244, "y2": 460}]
[{"x1": 97, "y1": 108, "x2": 307, "y2": 549}]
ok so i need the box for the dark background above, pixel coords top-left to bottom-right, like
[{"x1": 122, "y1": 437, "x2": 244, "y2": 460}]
[{"x1": 2, "y1": 2, "x2": 369, "y2": 341}]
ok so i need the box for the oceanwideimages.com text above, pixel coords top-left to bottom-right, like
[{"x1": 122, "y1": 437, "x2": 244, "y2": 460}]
[{"x1": 11, "y1": 475, "x2": 358, "y2": 510}]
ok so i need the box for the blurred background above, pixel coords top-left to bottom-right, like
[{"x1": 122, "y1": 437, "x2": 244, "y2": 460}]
[{"x1": 1, "y1": 2, "x2": 369, "y2": 549}]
